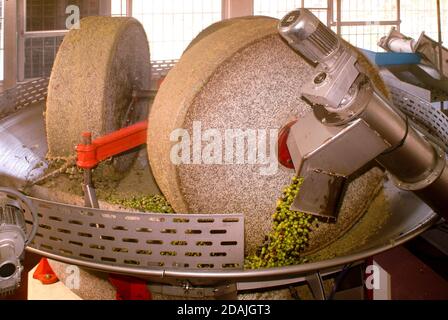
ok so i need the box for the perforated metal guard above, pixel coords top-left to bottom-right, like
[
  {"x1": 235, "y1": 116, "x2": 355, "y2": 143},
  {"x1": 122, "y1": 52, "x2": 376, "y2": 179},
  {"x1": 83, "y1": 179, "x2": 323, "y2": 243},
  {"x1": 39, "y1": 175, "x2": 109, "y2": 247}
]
[
  {"x1": 0, "y1": 78, "x2": 49, "y2": 118},
  {"x1": 26, "y1": 197, "x2": 245, "y2": 271},
  {"x1": 387, "y1": 83, "x2": 448, "y2": 152},
  {"x1": 150, "y1": 60, "x2": 177, "y2": 90}
]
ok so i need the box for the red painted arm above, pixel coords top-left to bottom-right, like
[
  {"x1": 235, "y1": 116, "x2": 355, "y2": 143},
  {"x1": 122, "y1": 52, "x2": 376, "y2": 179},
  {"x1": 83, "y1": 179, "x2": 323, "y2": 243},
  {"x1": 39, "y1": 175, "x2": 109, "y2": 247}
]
[{"x1": 76, "y1": 120, "x2": 148, "y2": 169}]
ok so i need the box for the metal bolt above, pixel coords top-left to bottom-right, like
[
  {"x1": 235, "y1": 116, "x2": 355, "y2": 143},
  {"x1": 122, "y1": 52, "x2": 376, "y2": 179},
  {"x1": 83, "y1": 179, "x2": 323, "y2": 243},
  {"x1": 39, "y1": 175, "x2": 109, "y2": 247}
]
[
  {"x1": 314, "y1": 72, "x2": 327, "y2": 84},
  {"x1": 183, "y1": 281, "x2": 192, "y2": 292}
]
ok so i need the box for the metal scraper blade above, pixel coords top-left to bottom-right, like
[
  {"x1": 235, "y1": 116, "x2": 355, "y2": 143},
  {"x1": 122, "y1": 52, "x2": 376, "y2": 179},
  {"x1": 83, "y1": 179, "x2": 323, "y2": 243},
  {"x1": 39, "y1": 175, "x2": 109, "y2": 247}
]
[{"x1": 290, "y1": 170, "x2": 346, "y2": 222}]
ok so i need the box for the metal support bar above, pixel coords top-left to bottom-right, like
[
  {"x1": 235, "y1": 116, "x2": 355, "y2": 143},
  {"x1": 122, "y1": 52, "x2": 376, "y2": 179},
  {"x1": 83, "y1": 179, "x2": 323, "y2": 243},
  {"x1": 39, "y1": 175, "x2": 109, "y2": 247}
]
[
  {"x1": 81, "y1": 133, "x2": 99, "y2": 209},
  {"x1": 132, "y1": 89, "x2": 152, "y2": 99},
  {"x1": 23, "y1": 30, "x2": 68, "y2": 38},
  {"x1": 148, "y1": 282, "x2": 238, "y2": 299},
  {"x1": 222, "y1": 0, "x2": 253, "y2": 19},
  {"x1": 331, "y1": 20, "x2": 401, "y2": 27},
  {"x1": 436, "y1": 0, "x2": 444, "y2": 83},
  {"x1": 327, "y1": 0, "x2": 333, "y2": 28},
  {"x1": 99, "y1": 0, "x2": 111, "y2": 16},
  {"x1": 17, "y1": 0, "x2": 25, "y2": 83},
  {"x1": 336, "y1": 0, "x2": 341, "y2": 36},
  {"x1": 4, "y1": 0, "x2": 18, "y2": 89},
  {"x1": 126, "y1": 0, "x2": 133, "y2": 17},
  {"x1": 305, "y1": 272, "x2": 326, "y2": 300}
]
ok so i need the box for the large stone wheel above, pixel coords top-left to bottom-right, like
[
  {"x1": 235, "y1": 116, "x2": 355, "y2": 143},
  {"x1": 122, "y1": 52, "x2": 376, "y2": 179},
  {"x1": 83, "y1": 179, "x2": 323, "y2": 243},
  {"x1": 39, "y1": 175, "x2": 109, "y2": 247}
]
[
  {"x1": 46, "y1": 16, "x2": 151, "y2": 172},
  {"x1": 147, "y1": 17, "x2": 386, "y2": 255},
  {"x1": 184, "y1": 16, "x2": 277, "y2": 52}
]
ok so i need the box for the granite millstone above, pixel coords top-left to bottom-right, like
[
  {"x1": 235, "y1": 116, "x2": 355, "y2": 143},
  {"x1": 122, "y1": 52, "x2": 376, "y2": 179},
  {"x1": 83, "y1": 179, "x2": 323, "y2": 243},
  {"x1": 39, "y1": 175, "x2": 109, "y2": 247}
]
[
  {"x1": 46, "y1": 16, "x2": 151, "y2": 172},
  {"x1": 147, "y1": 17, "x2": 387, "y2": 255}
]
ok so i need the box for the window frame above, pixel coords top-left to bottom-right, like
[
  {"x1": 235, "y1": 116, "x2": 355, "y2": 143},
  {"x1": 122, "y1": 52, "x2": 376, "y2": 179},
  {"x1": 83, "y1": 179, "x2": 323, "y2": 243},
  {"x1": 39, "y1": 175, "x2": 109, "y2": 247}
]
[
  {"x1": 15, "y1": 0, "x2": 111, "y2": 82},
  {"x1": 330, "y1": 0, "x2": 401, "y2": 35},
  {"x1": 1, "y1": 0, "x2": 446, "y2": 88}
]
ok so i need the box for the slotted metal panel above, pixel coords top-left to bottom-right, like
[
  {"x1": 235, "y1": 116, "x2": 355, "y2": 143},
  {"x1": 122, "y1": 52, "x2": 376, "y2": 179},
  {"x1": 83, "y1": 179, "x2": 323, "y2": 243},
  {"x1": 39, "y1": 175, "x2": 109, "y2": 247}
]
[
  {"x1": 388, "y1": 85, "x2": 448, "y2": 152},
  {"x1": 0, "y1": 78, "x2": 49, "y2": 118},
  {"x1": 150, "y1": 59, "x2": 177, "y2": 90},
  {"x1": 27, "y1": 197, "x2": 245, "y2": 271}
]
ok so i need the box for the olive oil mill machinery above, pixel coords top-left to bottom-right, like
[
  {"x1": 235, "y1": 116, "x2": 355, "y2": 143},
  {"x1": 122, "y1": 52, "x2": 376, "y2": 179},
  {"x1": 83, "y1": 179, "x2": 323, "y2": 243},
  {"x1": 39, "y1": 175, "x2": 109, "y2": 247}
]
[{"x1": 0, "y1": 9, "x2": 447, "y2": 299}]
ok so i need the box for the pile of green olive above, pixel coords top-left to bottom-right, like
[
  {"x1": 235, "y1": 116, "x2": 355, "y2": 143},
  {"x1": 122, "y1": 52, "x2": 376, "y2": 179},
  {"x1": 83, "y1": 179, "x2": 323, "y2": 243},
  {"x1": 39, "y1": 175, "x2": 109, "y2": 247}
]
[{"x1": 245, "y1": 177, "x2": 315, "y2": 269}]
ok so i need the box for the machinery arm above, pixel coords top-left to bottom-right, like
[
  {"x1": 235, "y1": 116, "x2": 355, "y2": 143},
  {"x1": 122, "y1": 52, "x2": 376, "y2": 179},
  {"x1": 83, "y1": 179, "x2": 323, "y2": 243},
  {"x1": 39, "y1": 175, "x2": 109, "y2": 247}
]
[
  {"x1": 76, "y1": 120, "x2": 148, "y2": 170},
  {"x1": 278, "y1": 9, "x2": 448, "y2": 221}
]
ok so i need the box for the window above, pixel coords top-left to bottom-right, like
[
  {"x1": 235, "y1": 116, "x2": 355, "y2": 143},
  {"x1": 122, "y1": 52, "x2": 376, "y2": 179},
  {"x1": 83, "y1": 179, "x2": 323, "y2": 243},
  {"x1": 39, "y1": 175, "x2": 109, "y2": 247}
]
[
  {"x1": 339, "y1": 0, "x2": 398, "y2": 22},
  {"x1": 24, "y1": 36, "x2": 65, "y2": 79},
  {"x1": 303, "y1": 0, "x2": 329, "y2": 25},
  {"x1": 23, "y1": 0, "x2": 100, "y2": 80},
  {"x1": 254, "y1": 0, "x2": 303, "y2": 19},
  {"x1": 111, "y1": 0, "x2": 128, "y2": 17},
  {"x1": 339, "y1": 24, "x2": 397, "y2": 50},
  {"x1": 0, "y1": 0, "x2": 4, "y2": 81},
  {"x1": 334, "y1": 0, "x2": 399, "y2": 51},
  {"x1": 401, "y1": 0, "x2": 447, "y2": 44},
  {"x1": 9, "y1": 1, "x2": 446, "y2": 83},
  {"x1": 254, "y1": 0, "x2": 405, "y2": 51},
  {"x1": 254, "y1": 0, "x2": 329, "y2": 25},
  {"x1": 26, "y1": 0, "x2": 100, "y2": 31},
  {"x1": 132, "y1": 0, "x2": 222, "y2": 61}
]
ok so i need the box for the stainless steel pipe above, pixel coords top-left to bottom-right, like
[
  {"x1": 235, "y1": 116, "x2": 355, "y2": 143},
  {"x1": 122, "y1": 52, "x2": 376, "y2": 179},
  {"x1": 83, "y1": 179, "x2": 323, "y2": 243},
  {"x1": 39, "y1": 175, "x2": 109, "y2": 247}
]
[
  {"x1": 279, "y1": 8, "x2": 448, "y2": 219},
  {"x1": 359, "y1": 85, "x2": 448, "y2": 217}
]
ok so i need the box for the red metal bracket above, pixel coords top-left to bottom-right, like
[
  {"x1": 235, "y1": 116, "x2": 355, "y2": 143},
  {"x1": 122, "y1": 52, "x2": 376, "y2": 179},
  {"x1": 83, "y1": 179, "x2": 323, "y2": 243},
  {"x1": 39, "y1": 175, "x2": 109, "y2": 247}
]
[
  {"x1": 109, "y1": 274, "x2": 152, "y2": 300},
  {"x1": 33, "y1": 258, "x2": 59, "y2": 285},
  {"x1": 76, "y1": 120, "x2": 148, "y2": 169},
  {"x1": 76, "y1": 116, "x2": 296, "y2": 171},
  {"x1": 278, "y1": 120, "x2": 298, "y2": 170}
]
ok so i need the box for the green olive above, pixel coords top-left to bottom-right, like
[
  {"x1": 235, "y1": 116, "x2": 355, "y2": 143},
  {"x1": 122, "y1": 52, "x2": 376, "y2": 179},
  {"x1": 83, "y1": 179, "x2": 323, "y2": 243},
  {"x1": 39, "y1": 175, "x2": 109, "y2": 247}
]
[{"x1": 245, "y1": 176, "x2": 315, "y2": 269}]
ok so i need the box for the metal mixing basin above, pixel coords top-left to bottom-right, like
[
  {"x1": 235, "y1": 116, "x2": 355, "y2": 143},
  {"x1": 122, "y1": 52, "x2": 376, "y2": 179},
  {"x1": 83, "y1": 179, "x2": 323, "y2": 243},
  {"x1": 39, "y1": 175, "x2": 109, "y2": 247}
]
[{"x1": 0, "y1": 94, "x2": 439, "y2": 289}]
